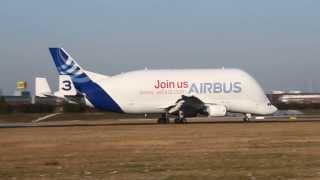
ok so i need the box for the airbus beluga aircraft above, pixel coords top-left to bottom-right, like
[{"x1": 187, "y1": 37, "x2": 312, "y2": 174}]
[{"x1": 49, "y1": 48, "x2": 277, "y2": 123}]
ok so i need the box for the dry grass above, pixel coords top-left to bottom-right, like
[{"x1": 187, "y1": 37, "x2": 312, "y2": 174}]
[{"x1": 1, "y1": 122, "x2": 320, "y2": 179}]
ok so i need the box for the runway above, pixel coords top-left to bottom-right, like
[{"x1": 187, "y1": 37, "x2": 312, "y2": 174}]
[{"x1": 1, "y1": 115, "x2": 320, "y2": 129}]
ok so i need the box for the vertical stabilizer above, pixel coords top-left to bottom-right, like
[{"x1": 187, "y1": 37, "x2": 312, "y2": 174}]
[
  {"x1": 35, "y1": 77, "x2": 52, "y2": 97},
  {"x1": 49, "y1": 48, "x2": 123, "y2": 112}
]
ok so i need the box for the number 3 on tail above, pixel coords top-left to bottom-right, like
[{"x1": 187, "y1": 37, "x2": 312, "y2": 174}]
[{"x1": 62, "y1": 80, "x2": 72, "y2": 91}]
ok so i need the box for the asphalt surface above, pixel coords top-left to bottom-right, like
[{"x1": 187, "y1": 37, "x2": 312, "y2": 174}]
[{"x1": 1, "y1": 115, "x2": 320, "y2": 128}]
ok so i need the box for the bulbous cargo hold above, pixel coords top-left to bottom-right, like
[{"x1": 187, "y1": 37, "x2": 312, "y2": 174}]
[{"x1": 108, "y1": 68, "x2": 275, "y2": 115}]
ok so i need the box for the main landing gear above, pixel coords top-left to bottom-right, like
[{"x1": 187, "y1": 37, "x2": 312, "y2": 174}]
[
  {"x1": 174, "y1": 110, "x2": 187, "y2": 124},
  {"x1": 157, "y1": 111, "x2": 187, "y2": 124},
  {"x1": 157, "y1": 113, "x2": 170, "y2": 124},
  {"x1": 243, "y1": 113, "x2": 252, "y2": 122}
]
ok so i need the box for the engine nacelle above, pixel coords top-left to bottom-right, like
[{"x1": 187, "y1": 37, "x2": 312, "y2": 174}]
[{"x1": 205, "y1": 104, "x2": 227, "y2": 117}]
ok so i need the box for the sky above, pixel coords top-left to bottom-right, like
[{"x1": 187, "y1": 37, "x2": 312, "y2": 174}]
[{"x1": 1, "y1": 0, "x2": 320, "y2": 95}]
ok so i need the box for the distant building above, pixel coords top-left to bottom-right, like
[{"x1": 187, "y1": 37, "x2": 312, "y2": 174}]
[
  {"x1": 0, "y1": 81, "x2": 32, "y2": 105},
  {"x1": 3, "y1": 91, "x2": 32, "y2": 105},
  {"x1": 271, "y1": 91, "x2": 285, "y2": 95},
  {"x1": 14, "y1": 90, "x2": 22, "y2": 96},
  {"x1": 267, "y1": 92, "x2": 320, "y2": 110}
]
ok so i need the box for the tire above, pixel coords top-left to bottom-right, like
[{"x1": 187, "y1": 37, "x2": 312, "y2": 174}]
[
  {"x1": 174, "y1": 117, "x2": 187, "y2": 124},
  {"x1": 157, "y1": 118, "x2": 164, "y2": 124},
  {"x1": 174, "y1": 118, "x2": 180, "y2": 124},
  {"x1": 158, "y1": 117, "x2": 170, "y2": 124}
]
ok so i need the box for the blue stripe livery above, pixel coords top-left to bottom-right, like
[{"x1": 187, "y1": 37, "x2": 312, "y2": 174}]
[{"x1": 49, "y1": 48, "x2": 123, "y2": 113}]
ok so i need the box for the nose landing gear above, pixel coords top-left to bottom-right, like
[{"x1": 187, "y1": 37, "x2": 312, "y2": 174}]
[{"x1": 243, "y1": 113, "x2": 252, "y2": 122}]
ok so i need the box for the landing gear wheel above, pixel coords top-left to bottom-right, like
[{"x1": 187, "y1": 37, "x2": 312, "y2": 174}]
[
  {"x1": 243, "y1": 113, "x2": 252, "y2": 123},
  {"x1": 157, "y1": 113, "x2": 170, "y2": 124},
  {"x1": 174, "y1": 111, "x2": 187, "y2": 124},
  {"x1": 174, "y1": 117, "x2": 187, "y2": 124},
  {"x1": 157, "y1": 119, "x2": 165, "y2": 124},
  {"x1": 174, "y1": 117, "x2": 180, "y2": 124}
]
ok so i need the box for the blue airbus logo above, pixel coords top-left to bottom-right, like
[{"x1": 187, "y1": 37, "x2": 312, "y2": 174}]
[{"x1": 188, "y1": 82, "x2": 242, "y2": 94}]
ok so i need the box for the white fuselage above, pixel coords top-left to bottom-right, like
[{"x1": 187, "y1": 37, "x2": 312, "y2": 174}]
[{"x1": 88, "y1": 69, "x2": 276, "y2": 115}]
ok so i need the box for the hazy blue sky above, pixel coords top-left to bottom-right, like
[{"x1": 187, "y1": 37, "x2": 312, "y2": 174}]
[{"x1": 1, "y1": 0, "x2": 320, "y2": 94}]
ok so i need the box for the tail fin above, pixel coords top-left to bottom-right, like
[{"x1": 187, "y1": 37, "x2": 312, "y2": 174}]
[
  {"x1": 49, "y1": 48, "x2": 122, "y2": 112},
  {"x1": 49, "y1": 48, "x2": 90, "y2": 83},
  {"x1": 35, "y1": 77, "x2": 52, "y2": 97}
]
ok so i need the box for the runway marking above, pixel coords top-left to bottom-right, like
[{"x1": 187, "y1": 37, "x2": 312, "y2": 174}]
[{"x1": 32, "y1": 113, "x2": 61, "y2": 123}]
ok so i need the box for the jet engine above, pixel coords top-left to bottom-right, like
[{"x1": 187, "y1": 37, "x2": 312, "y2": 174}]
[{"x1": 205, "y1": 104, "x2": 227, "y2": 117}]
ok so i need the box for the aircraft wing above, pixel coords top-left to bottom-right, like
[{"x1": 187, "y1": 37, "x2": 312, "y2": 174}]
[{"x1": 166, "y1": 95, "x2": 207, "y2": 117}]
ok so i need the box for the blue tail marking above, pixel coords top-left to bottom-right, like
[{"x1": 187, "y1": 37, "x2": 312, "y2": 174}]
[{"x1": 49, "y1": 48, "x2": 123, "y2": 113}]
